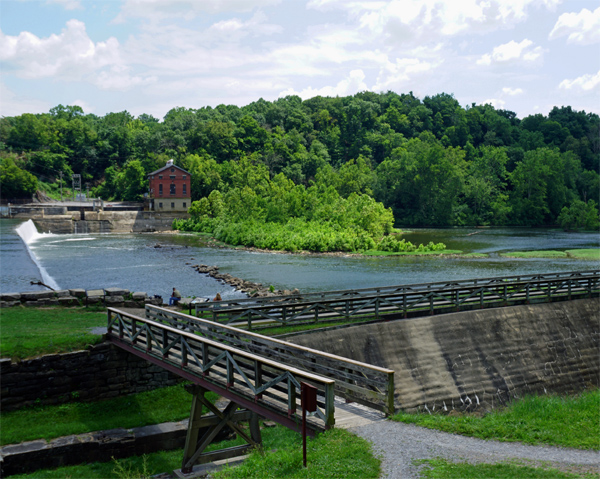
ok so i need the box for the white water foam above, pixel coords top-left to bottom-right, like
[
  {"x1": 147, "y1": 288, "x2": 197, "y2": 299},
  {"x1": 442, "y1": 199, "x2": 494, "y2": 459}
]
[{"x1": 15, "y1": 220, "x2": 61, "y2": 290}]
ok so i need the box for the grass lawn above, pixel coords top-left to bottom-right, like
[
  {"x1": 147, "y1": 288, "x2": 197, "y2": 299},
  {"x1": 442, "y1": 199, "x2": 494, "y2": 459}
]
[
  {"x1": 0, "y1": 383, "x2": 212, "y2": 446},
  {"x1": 393, "y1": 390, "x2": 600, "y2": 450},
  {"x1": 500, "y1": 250, "x2": 568, "y2": 258},
  {"x1": 10, "y1": 427, "x2": 380, "y2": 479},
  {"x1": 0, "y1": 307, "x2": 107, "y2": 360},
  {"x1": 566, "y1": 249, "x2": 600, "y2": 260},
  {"x1": 415, "y1": 458, "x2": 594, "y2": 479}
]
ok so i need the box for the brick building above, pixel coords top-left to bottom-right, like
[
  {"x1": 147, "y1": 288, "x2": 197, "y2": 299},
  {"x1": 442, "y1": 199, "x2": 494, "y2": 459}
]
[{"x1": 148, "y1": 160, "x2": 191, "y2": 212}]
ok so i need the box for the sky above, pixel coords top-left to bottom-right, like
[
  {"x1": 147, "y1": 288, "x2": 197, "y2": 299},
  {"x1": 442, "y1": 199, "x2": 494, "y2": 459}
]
[{"x1": 1, "y1": 0, "x2": 599, "y2": 121}]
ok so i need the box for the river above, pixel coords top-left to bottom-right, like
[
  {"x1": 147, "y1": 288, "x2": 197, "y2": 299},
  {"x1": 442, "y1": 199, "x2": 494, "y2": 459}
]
[{"x1": 1, "y1": 219, "x2": 598, "y2": 298}]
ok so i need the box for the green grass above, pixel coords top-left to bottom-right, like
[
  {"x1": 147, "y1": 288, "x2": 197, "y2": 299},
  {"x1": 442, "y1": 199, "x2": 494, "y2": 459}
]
[
  {"x1": 0, "y1": 383, "x2": 213, "y2": 446},
  {"x1": 0, "y1": 307, "x2": 107, "y2": 360},
  {"x1": 363, "y1": 249, "x2": 462, "y2": 256},
  {"x1": 416, "y1": 458, "x2": 594, "y2": 479},
  {"x1": 393, "y1": 390, "x2": 600, "y2": 450},
  {"x1": 10, "y1": 426, "x2": 380, "y2": 479},
  {"x1": 500, "y1": 250, "x2": 568, "y2": 258},
  {"x1": 566, "y1": 249, "x2": 600, "y2": 260}
]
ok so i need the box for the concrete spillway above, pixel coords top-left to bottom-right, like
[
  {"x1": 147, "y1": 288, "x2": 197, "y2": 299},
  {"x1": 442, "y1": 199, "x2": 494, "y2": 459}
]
[{"x1": 288, "y1": 298, "x2": 599, "y2": 412}]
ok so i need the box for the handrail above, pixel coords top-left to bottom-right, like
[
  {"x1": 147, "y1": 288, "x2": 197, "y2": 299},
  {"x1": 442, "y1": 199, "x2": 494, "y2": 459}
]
[
  {"x1": 106, "y1": 308, "x2": 336, "y2": 430},
  {"x1": 196, "y1": 270, "x2": 600, "y2": 313},
  {"x1": 199, "y1": 273, "x2": 599, "y2": 329},
  {"x1": 146, "y1": 304, "x2": 396, "y2": 415}
]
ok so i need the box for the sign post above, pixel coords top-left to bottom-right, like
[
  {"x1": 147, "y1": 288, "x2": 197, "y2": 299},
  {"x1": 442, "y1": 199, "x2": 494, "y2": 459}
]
[{"x1": 301, "y1": 382, "x2": 318, "y2": 468}]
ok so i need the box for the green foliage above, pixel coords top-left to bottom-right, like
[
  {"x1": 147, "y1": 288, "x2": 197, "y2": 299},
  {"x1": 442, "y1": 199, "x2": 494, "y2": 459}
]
[
  {"x1": 2, "y1": 96, "x2": 598, "y2": 227},
  {"x1": 0, "y1": 156, "x2": 38, "y2": 198},
  {"x1": 393, "y1": 390, "x2": 600, "y2": 450},
  {"x1": 557, "y1": 200, "x2": 599, "y2": 231}
]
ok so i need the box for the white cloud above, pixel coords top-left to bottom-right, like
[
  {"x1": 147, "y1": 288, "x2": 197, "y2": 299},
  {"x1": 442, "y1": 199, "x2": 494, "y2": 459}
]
[
  {"x1": 308, "y1": 0, "x2": 562, "y2": 44},
  {"x1": 71, "y1": 99, "x2": 94, "y2": 114},
  {"x1": 279, "y1": 69, "x2": 368, "y2": 99},
  {"x1": 46, "y1": 0, "x2": 82, "y2": 10},
  {"x1": 482, "y1": 98, "x2": 506, "y2": 109},
  {"x1": 373, "y1": 57, "x2": 438, "y2": 91},
  {"x1": 0, "y1": 20, "x2": 121, "y2": 79},
  {"x1": 477, "y1": 39, "x2": 543, "y2": 65},
  {"x1": 113, "y1": 0, "x2": 281, "y2": 23},
  {"x1": 502, "y1": 87, "x2": 524, "y2": 95},
  {"x1": 559, "y1": 70, "x2": 600, "y2": 92},
  {"x1": 549, "y1": 7, "x2": 600, "y2": 45}
]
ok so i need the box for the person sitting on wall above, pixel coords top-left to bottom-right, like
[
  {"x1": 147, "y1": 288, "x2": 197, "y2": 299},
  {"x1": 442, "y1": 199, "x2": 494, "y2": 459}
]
[
  {"x1": 213, "y1": 292, "x2": 222, "y2": 301},
  {"x1": 169, "y1": 287, "x2": 182, "y2": 306}
]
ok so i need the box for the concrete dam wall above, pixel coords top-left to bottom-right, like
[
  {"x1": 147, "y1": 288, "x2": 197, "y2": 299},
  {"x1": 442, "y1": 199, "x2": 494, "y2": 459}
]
[{"x1": 288, "y1": 298, "x2": 599, "y2": 412}]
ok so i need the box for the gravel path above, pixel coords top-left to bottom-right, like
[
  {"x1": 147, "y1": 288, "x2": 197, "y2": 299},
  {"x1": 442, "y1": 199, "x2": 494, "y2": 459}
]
[{"x1": 350, "y1": 420, "x2": 600, "y2": 478}]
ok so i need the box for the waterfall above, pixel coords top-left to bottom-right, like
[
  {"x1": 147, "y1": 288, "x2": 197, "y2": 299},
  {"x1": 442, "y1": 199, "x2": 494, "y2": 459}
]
[{"x1": 15, "y1": 220, "x2": 61, "y2": 290}]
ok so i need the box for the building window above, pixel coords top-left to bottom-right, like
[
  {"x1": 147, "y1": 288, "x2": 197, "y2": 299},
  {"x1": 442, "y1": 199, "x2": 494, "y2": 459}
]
[
  {"x1": 182, "y1": 175, "x2": 186, "y2": 179},
  {"x1": 182, "y1": 184, "x2": 187, "y2": 196},
  {"x1": 171, "y1": 202, "x2": 175, "y2": 208},
  {"x1": 159, "y1": 184, "x2": 163, "y2": 195},
  {"x1": 170, "y1": 175, "x2": 176, "y2": 179},
  {"x1": 171, "y1": 168, "x2": 175, "y2": 172},
  {"x1": 159, "y1": 202, "x2": 163, "y2": 208},
  {"x1": 170, "y1": 184, "x2": 176, "y2": 195},
  {"x1": 159, "y1": 175, "x2": 163, "y2": 179},
  {"x1": 183, "y1": 202, "x2": 186, "y2": 208}
]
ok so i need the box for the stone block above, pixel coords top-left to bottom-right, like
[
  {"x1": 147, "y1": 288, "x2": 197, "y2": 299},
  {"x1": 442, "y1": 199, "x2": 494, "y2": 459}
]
[
  {"x1": 104, "y1": 288, "x2": 129, "y2": 296},
  {"x1": 1, "y1": 292, "x2": 21, "y2": 301},
  {"x1": 24, "y1": 301, "x2": 40, "y2": 307},
  {"x1": 21, "y1": 291, "x2": 54, "y2": 301},
  {"x1": 69, "y1": 289, "x2": 86, "y2": 298},
  {"x1": 53, "y1": 290, "x2": 71, "y2": 298},
  {"x1": 104, "y1": 295, "x2": 124, "y2": 304},
  {"x1": 132, "y1": 292, "x2": 147, "y2": 300},
  {"x1": 86, "y1": 289, "x2": 104, "y2": 298},
  {"x1": 58, "y1": 296, "x2": 79, "y2": 306},
  {"x1": 86, "y1": 296, "x2": 102, "y2": 304}
]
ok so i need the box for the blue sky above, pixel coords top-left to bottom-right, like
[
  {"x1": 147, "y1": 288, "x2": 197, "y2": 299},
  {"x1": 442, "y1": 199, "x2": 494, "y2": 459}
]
[{"x1": 1, "y1": 0, "x2": 598, "y2": 120}]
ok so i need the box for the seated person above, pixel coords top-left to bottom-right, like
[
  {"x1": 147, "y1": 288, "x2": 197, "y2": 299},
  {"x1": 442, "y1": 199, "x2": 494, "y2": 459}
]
[{"x1": 169, "y1": 287, "x2": 182, "y2": 305}]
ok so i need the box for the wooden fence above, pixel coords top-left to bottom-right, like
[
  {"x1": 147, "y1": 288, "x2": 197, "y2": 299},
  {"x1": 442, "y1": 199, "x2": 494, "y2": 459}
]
[
  {"x1": 145, "y1": 305, "x2": 395, "y2": 415},
  {"x1": 195, "y1": 270, "x2": 599, "y2": 330},
  {"x1": 106, "y1": 308, "x2": 336, "y2": 432}
]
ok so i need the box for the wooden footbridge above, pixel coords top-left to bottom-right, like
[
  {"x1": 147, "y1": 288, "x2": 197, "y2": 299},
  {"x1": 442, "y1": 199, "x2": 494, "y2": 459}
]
[
  {"x1": 194, "y1": 270, "x2": 600, "y2": 330},
  {"x1": 105, "y1": 269, "x2": 599, "y2": 474}
]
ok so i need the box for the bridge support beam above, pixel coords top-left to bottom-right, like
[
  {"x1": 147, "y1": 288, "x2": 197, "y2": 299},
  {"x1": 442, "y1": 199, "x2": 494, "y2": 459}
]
[{"x1": 181, "y1": 385, "x2": 262, "y2": 474}]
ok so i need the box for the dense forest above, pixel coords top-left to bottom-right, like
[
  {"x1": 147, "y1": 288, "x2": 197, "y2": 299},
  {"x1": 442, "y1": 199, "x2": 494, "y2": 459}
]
[{"x1": 1, "y1": 92, "x2": 599, "y2": 237}]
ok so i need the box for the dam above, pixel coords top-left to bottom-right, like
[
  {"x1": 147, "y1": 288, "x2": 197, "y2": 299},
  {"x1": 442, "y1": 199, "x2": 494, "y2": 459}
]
[{"x1": 287, "y1": 297, "x2": 599, "y2": 412}]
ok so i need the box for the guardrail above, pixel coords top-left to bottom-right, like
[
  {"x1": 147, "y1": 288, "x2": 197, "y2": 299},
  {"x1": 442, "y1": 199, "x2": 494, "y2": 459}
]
[
  {"x1": 196, "y1": 270, "x2": 599, "y2": 314},
  {"x1": 106, "y1": 308, "x2": 336, "y2": 432},
  {"x1": 145, "y1": 305, "x2": 395, "y2": 416},
  {"x1": 196, "y1": 270, "x2": 599, "y2": 330}
]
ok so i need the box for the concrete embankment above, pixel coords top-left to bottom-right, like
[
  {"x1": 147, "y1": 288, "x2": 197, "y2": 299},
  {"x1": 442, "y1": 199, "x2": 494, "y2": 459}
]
[
  {"x1": 10, "y1": 205, "x2": 185, "y2": 233},
  {"x1": 287, "y1": 298, "x2": 599, "y2": 412}
]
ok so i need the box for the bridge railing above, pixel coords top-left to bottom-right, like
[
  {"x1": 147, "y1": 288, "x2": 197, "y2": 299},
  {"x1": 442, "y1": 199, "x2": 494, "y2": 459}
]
[
  {"x1": 197, "y1": 272, "x2": 599, "y2": 330},
  {"x1": 145, "y1": 305, "x2": 395, "y2": 416},
  {"x1": 196, "y1": 270, "x2": 600, "y2": 313},
  {"x1": 106, "y1": 308, "x2": 336, "y2": 431}
]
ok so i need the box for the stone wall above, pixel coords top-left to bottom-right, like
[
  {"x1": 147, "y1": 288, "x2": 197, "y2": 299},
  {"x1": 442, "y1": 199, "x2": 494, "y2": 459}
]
[
  {"x1": 1, "y1": 342, "x2": 183, "y2": 412},
  {"x1": 0, "y1": 288, "x2": 162, "y2": 309},
  {"x1": 287, "y1": 298, "x2": 600, "y2": 413}
]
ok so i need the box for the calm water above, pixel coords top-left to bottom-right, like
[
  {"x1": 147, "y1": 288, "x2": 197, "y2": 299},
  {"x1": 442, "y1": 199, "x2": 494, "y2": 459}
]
[{"x1": 1, "y1": 219, "x2": 598, "y2": 297}]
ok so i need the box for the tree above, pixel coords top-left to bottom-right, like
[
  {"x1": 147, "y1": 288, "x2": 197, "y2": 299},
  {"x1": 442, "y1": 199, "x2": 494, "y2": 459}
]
[{"x1": 0, "y1": 157, "x2": 38, "y2": 198}]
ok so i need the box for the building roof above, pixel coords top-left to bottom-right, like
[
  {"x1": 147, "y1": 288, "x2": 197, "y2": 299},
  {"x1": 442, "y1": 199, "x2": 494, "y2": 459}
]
[{"x1": 148, "y1": 163, "x2": 191, "y2": 177}]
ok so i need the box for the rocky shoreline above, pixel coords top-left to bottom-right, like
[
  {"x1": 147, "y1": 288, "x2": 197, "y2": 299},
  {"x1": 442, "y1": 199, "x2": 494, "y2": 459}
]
[{"x1": 191, "y1": 264, "x2": 300, "y2": 298}]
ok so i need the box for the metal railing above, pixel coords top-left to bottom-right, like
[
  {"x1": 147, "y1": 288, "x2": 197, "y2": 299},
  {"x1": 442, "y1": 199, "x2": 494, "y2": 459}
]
[{"x1": 106, "y1": 308, "x2": 336, "y2": 431}]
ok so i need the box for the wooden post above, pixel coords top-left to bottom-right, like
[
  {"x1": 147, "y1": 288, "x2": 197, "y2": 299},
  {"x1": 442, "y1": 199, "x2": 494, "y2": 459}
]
[{"x1": 182, "y1": 386, "x2": 207, "y2": 474}]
